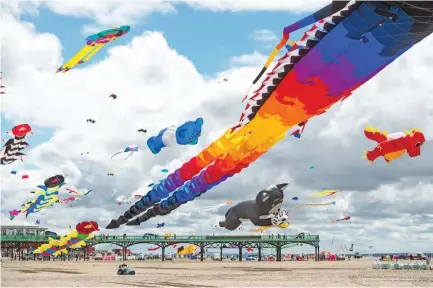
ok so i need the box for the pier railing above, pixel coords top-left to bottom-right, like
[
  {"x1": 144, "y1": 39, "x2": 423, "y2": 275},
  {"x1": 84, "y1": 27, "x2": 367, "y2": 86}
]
[{"x1": 0, "y1": 234, "x2": 319, "y2": 243}]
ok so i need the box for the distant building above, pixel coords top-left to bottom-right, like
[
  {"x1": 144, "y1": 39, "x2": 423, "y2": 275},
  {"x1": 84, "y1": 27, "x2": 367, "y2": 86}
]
[{"x1": 1, "y1": 225, "x2": 47, "y2": 236}]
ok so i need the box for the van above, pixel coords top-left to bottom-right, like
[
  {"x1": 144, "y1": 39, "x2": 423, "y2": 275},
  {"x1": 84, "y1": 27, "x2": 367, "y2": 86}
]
[{"x1": 212, "y1": 253, "x2": 221, "y2": 261}]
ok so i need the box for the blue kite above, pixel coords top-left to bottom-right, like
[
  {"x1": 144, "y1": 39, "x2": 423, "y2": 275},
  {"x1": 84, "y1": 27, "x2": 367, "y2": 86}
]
[
  {"x1": 110, "y1": 145, "x2": 138, "y2": 160},
  {"x1": 147, "y1": 118, "x2": 203, "y2": 154}
]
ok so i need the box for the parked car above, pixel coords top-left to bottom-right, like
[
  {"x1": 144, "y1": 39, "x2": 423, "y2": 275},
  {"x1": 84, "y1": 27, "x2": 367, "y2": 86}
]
[
  {"x1": 354, "y1": 252, "x2": 362, "y2": 259},
  {"x1": 246, "y1": 256, "x2": 257, "y2": 261},
  {"x1": 94, "y1": 254, "x2": 103, "y2": 260},
  {"x1": 165, "y1": 256, "x2": 173, "y2": 260},
  {"x1": 267, "y1": 255, "x2": 275, "y2": 261}
]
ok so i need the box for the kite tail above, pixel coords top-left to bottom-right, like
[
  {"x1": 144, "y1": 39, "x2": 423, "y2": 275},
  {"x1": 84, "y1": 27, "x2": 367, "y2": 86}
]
[
  {"x1": 286, "y1": 202, "x2": 335, "y2": 217},
  {"x1": 364, "y1": 126, "x2": 387, "y2": 143},
  {"x1": 124, "y1": 152, "x2": 134, "y2": 160},
  {"x1": 110, "y1": 151, "x2": 123, "y2": 160}
]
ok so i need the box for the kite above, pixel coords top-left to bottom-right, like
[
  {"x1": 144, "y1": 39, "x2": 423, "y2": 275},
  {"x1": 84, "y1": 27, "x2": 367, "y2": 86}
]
[
  {"x1": 60, "y1": 196, "x2": 81, "y2": 204},
  {"x1": 138, "y1": 129, "x2": 147, "y2": 133},
  {"x1": 107, "y1": 173, "x2": 114, "y2": 176},
  {"x1": 349, "y1": 244, "x2": 354, "y2": 252},
  {"x1": 86, "y1": 119, "x2": 96, "y2": 123},
  {"x1": 66, "y1": 188, "x2": 93, "y2": 196},
  {"x1": 117, "y1": 195, "x2": 142, "y2": 205},
  {"x1": 363, "y1": 127, "x2": 426, "y2": 163},
  {"x1": 290, "y1": 121, "x2": 308, "y2": 139},
  {"x1": 199, "y1": 200, "x2": 232, "y2": 212},
  {"x1": 35, "y1": 219, "x2": 40, "y2": 225},
  {"x1": 1, "y1": 124, "x2": 32, "y2": 165},
  {"x1": 161, "y1": 169, "x2": 169, "y2": 173},
  {"x1": 219, "y1": 184, "x2": 288, "y2": 231},
  {"x1": 33, "y1": 221, "x2": 99, "y2": 256},
  {"x1": 21, "y1": 174, "x2": 29, "y2": 179},
  {"x1": 9, "y1": 175, "x2": 65, "y2": 219},
  {"x1": 111, "y1": 145, "x2": 138, "y2": 160},
  {"x1": 146, "y1": 118, "x2": 204, "y2": 154},
  {"x1": 332, "y1": 216, "x2": 351, "y2": 223},
  {"x1": 10, "y1": 170, "x2": 17, "y2": 174},
  {"x1": 106, "y1": 1, "x2": 433, "y2": 229},
  {"x1": 246, "y1": 248, "x2": 254, "y2": 252},
  {"x1": 0, "y1": 72, "x2": 5, "y2": 94},
  {"x1": 177, "y1": 245, "x2": 196, "y2": 255},
  {"x1": 56, "y1": 26, "x2": 130, "y2": 73},
  {"x1": 156, "y1": 222, "x2": 165, "y2": 228},
  {"x1": 148, "y1": 246, "x2": 160, "y2": 251},
  {"x1": 292, "y1": 197, "x2": 299, "y2": 200},
  {"x1": 253, "y1": 201, "x2": 335, "y2": 233},
  {"x1": 109, "y1": 94, "x2": 117, "y2": 99},
  {"x1": 309, "y1": 166, "x2": 315, "y2": 169},
  {"x1": 312, "y1": 190, "x2": 339, "y2": 198}
]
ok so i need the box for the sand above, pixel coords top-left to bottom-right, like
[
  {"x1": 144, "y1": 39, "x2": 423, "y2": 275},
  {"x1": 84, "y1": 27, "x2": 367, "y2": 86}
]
[{"x1": 1, "y1": 259, "x2": 432, "y2": 287}]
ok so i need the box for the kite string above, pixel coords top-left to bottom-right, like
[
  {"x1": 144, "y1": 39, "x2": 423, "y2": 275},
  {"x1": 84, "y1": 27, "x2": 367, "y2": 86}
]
[{"x1": 286, "y1": 201, "x2": 335, "y2": 217}]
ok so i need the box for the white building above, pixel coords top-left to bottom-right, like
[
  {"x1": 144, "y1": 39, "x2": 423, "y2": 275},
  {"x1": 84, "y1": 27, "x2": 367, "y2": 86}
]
[{"x1": 1, "y1": 225, "x2": 47, "y2": 236}]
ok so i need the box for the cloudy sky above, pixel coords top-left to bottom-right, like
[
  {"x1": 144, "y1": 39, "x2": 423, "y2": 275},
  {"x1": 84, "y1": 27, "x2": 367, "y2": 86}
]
[{"x1": 1, "y1": 0, "x2": 432, "y2": 255}]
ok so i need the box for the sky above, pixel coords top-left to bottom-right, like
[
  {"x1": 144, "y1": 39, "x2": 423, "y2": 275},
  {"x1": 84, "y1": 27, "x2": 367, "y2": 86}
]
[{"x1": 1, "y1": 0, "x2": 432, "y2": 255}]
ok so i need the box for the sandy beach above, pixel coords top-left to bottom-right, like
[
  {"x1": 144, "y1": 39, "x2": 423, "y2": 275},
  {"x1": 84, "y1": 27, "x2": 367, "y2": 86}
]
[{"x1": 1, "y1": 259, "x2": 432, "y2": 287}]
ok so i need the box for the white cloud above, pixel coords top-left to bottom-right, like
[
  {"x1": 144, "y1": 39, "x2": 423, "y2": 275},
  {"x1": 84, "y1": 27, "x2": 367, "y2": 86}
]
[
  {"x1": 230, "y1": 51, "x2": 267, "y2": 66},
  {"x1": 1, "y1": 7, "x2": 433, "y2": 254},
  {"x1": 252, "y1": 29, "x2": 278, "y2": 43},
  {"x1": 182, "y1": 0, "x2": 329, "y2": 12}
]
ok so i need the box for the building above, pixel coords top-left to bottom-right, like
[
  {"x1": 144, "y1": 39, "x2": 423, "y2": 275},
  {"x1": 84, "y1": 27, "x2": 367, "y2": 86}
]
[{"x1": 1, "y1": 225, "x2": 47, "y2": 236}]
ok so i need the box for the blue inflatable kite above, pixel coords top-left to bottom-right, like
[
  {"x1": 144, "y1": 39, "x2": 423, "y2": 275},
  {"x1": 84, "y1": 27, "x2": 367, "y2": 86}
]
[{"x1": 147, "y1": 118, "x2": 204, "y2": 154}]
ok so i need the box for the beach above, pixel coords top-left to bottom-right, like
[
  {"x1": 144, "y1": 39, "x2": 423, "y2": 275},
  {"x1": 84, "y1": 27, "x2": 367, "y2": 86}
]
[{"x1": 1, "y1": 259, "x2": 432, "y2": 287}]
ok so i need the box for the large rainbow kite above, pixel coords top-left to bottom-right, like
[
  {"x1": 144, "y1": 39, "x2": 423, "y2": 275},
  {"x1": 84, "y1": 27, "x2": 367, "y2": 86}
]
[{"x1": 107, "y1": 1, "x2": 433, "y2": 229}]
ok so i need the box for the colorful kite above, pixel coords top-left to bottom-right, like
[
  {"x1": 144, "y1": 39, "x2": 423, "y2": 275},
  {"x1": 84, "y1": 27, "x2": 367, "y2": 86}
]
[
  {"x1": 56, "y1": 26, "x2": 130, "y2": 73},
  {"x1": 106, "y1": 1, "x2": 433, "y2": 229},
  {"x1": 9, "y1": 175, "x2": 65, "y2": 219},
  {"x1": 66, "y1": 188, "x2": 93, "y2": 196},
  {"x1": 111, "y1": 145, "x2": 138, "y2": 160},
  {"x1": 177, "y1": 245, "x2": 197, "y2": 255},
  {"x1": 1, "y1": 124, "x2": 32, "y2": 165},
  {"x1": 146, "y1": 118, "x2": 204, "y2": 154},
  {"x1": 363, "y1": 127, "x2": 426, "y2": 163},
  {"x1": 332, "y1": 216, "x2": 351, "y2": 223},
  {"x1": 33, "y1": 221, "x2": 99, "y2": 256},
  {"x1": 312, "y1": 190, "x2": 339, "y2": 198}
]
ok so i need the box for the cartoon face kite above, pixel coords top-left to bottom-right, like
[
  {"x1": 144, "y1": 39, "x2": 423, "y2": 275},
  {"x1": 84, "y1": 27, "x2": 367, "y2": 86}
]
[
  {"x1": 1, "y1": 124, "x2": 32, "y2": 165},
  {"x1": 363, "y1": 127, "x2": 426, "y2": 163}
]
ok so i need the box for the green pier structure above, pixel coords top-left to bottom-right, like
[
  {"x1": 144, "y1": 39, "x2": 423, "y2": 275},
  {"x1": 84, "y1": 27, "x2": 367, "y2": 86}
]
[{"x1": 0, "y1": 234, "x2": 320, "y2": 262}]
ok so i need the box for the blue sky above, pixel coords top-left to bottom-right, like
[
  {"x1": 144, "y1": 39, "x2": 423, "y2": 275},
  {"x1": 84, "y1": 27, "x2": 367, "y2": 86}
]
[{"x1": 2, "y1": 5, "x2": 307, "y2": 156}]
